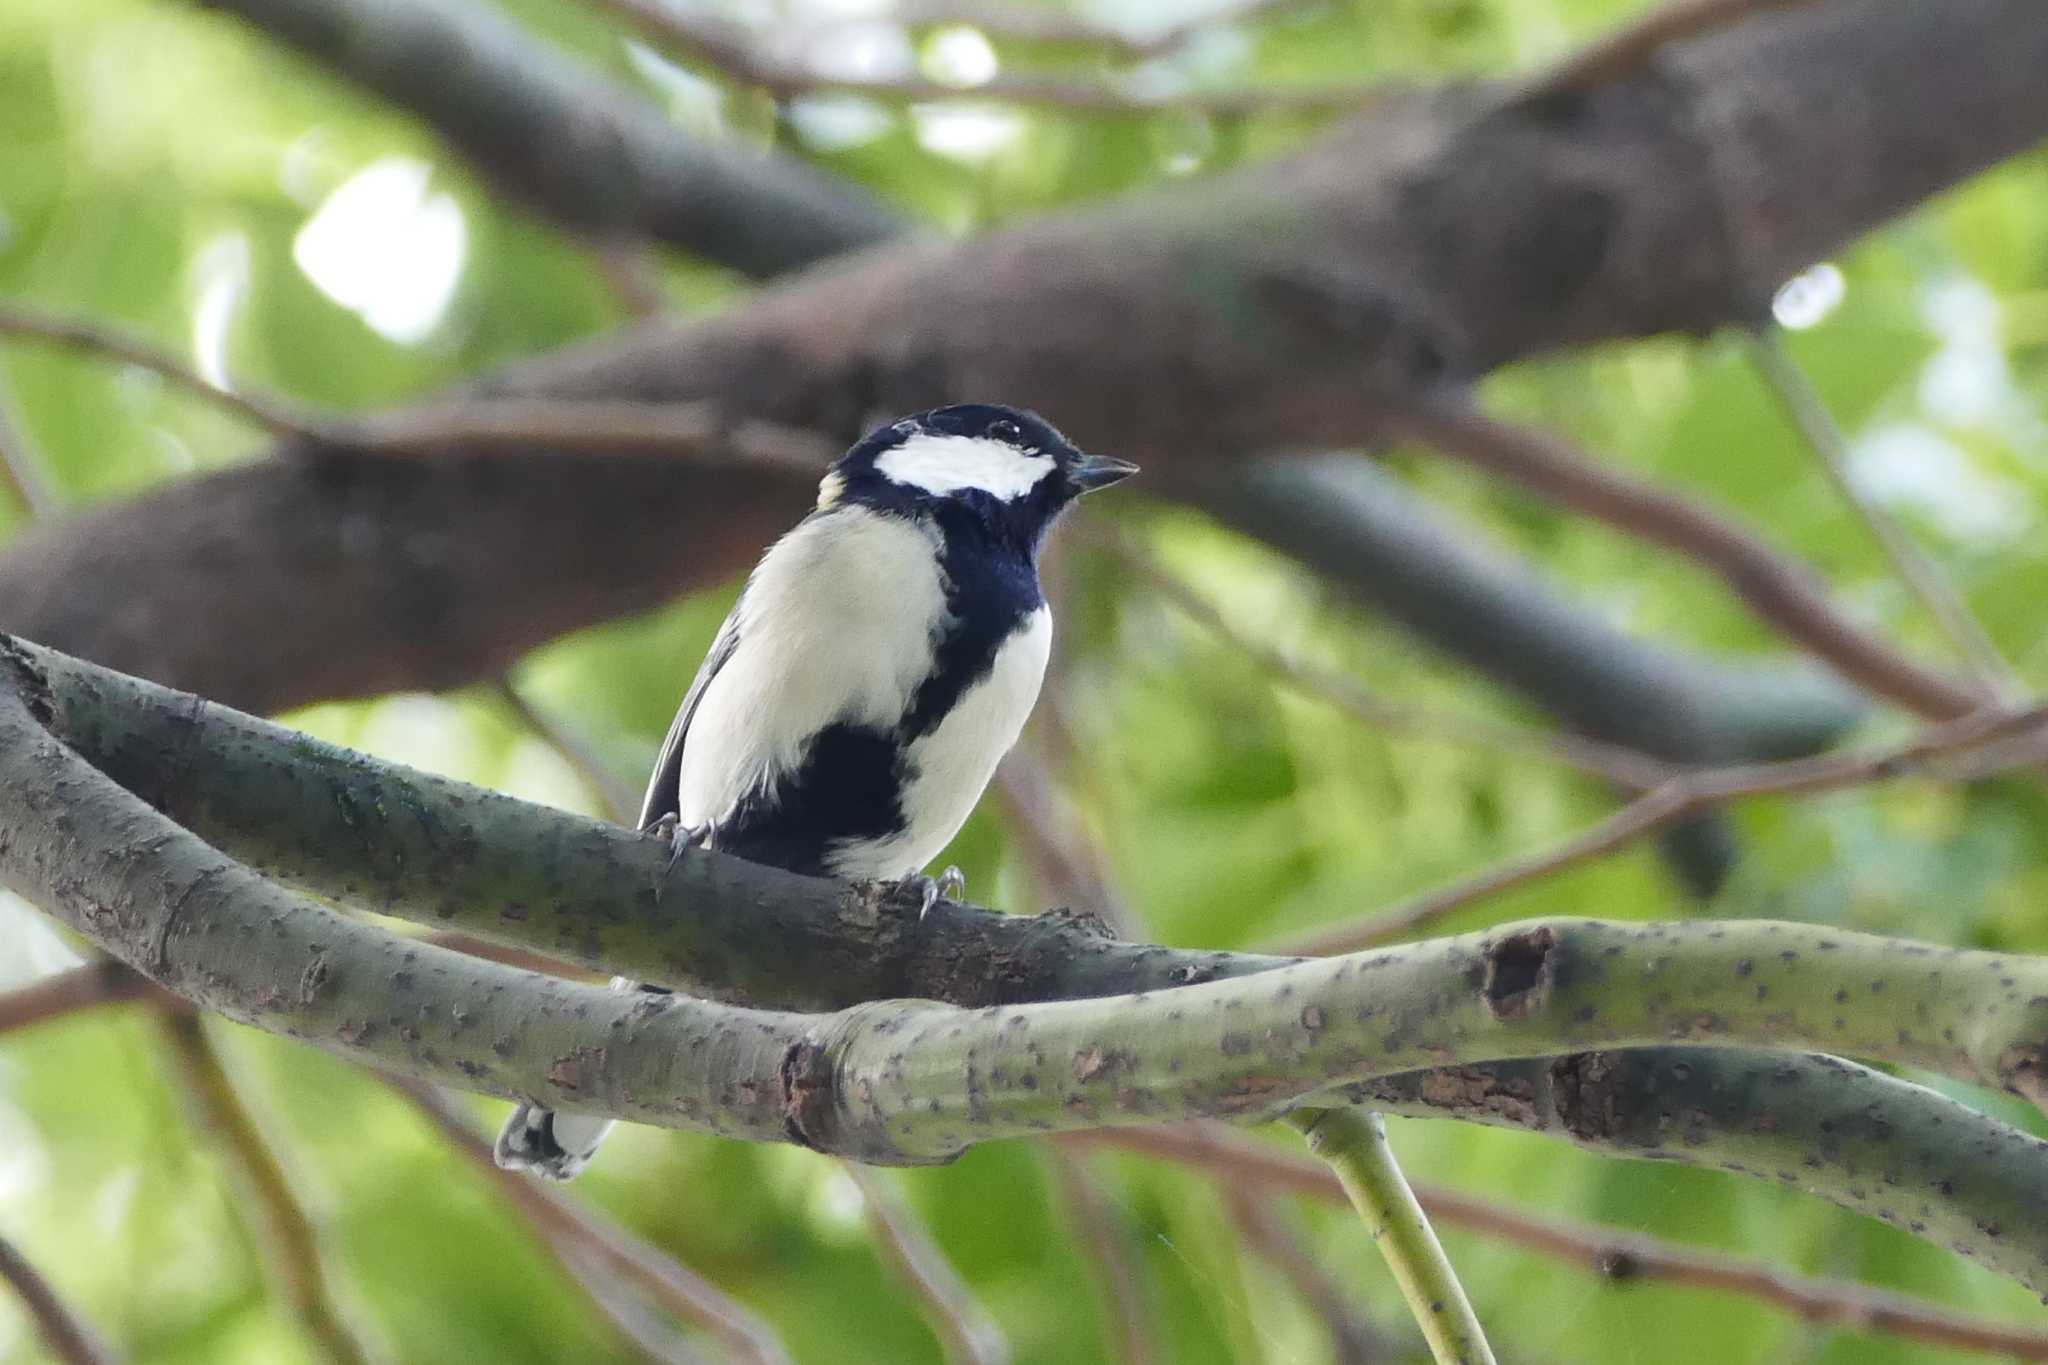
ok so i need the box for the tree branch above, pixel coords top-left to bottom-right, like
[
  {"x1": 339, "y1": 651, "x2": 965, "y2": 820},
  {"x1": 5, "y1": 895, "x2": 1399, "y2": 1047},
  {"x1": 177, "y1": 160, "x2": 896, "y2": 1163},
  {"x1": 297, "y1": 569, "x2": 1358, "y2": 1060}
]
[
  {"x1": 1380, "y1": 393, "x2": 1991, "y2": 720},
  {"x1": 9, "y1": 1, "x2": 2045, "y2": 712},
  {"x1": 1271, "y1": 693, "x2": 2042, "y2": 954},
  {"x1": 156, "y1": 1012, "x2": 382, "y2": 1365},
  {"x1": 1286, "y1": 1108, "x2": 1495, "y2": 1365},
  {"x1": 1747, "y1": 327, "x2": 2017, "y2": 691},
  {"x1": 587, "y1": 0, "x2": 1369, "y2": 115},
  {"x1": 1506, "y1": 0, "x2": 1817, "y2": 107},
  {"x1": 1044, "y1": 1151, "x2": 1163, "y2": 1365},
  {"x1": 181, "y1": 0, "x2": 903, "y2": 276},
  {"x1": 1081, "y1": 517, "x2": 1682, "y2": 789},
  {"x1": 0, "y1": 1235, "x2": 120, "y2": 1365},
  {"x1": 11, "y1": 638, "x2": 2048, "y2": 1293},
  {"x1": 843, "y1": 1165, "x2": 1010, "y2": 1365},
  {"x1": 1218, "y1": 1187, "x2": 1393, "y2": 1364},
  {"x1": 389, "y1": 1078, "x2": 795, "y2": 1365},
  {"x1": 1090, "y1": 1120, "x2": 2048, "y2": 1361}
]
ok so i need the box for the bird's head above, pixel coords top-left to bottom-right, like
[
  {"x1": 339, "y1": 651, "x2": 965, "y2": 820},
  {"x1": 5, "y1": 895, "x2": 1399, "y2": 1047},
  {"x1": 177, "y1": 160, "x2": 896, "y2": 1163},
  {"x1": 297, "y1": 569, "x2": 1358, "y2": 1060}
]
[{"x1": 819, "y1": 404, "x2": 1137, "y2": 553}]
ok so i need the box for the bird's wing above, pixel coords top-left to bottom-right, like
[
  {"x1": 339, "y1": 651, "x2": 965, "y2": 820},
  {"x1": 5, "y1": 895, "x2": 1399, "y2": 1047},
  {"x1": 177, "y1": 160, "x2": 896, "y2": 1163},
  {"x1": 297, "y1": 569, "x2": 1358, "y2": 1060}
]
[{"x1": 636, "y1": 607, "x2": 744, "y2": 831}]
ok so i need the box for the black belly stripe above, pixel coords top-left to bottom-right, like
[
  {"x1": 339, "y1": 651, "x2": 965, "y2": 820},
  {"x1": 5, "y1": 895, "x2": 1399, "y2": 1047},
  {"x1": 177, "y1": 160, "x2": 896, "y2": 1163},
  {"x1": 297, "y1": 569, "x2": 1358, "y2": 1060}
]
[
  {"x1": 709, "y1": 506, "x2": 1044, "y2": 878},
  {"x1": 714, "y1": 722, "x2": 908, "y2": 877}
]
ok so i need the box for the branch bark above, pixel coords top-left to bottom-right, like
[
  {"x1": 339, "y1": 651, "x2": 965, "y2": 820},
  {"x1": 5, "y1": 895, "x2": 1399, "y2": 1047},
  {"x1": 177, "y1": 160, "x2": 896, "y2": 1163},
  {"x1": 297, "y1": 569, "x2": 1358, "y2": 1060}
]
[
  {"x1": 7, "y1": 0, "x2": 2044, "y2": 711},
  {"x1": 8, "y1": 640, "x2": 2048, "y2": 1293},
  {"x1": 182, "y1": 0, "x2": 903, "y2": 276}
]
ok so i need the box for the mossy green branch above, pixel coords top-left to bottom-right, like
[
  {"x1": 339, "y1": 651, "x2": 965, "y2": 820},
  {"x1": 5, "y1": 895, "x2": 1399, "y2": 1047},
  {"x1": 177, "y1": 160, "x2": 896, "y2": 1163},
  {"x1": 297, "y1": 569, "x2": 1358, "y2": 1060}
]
[
  {"x1": 8, "y1": 636, "x2": 2048, "y2": 1292},
  {"x1": 1286, "y1": 1108, "x2": 1495, "y2": 1365}
]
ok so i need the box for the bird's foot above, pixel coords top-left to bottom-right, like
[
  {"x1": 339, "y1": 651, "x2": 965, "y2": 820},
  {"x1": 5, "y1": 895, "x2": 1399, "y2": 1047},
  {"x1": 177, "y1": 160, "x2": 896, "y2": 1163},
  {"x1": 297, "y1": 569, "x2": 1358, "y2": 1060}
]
[
  {"x1": 902, "y1": 865, "x2": 966, "y2": 920},
  {"x1": 645, "y1": 815, "x2": 713, "y2": 901}
]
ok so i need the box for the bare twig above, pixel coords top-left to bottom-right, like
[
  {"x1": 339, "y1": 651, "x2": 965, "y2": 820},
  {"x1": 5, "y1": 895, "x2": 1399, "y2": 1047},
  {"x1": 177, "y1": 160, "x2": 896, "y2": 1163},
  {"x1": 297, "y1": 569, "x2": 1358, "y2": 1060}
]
[
  {"x1": 586, "y1": 0, "x2": 1367, "y2": 114},
  {"x1": 0, "y1": 1234, "x2": 121, "y2": 1365},
  {"x1": 888, "y1": 0, "x2": 1315, "y2": 60},
  {"x1": 491, "y1": 679, "x2": 642, "y2": 825},
  {"x1": 1079, "y1": 518, "x2": 1680, "y2": 789},
  {"x1": 843, "y1": 1164, "x2": 1011, "y2": 1365},
  {"x1": 1159, "y1": 1123, "x2": 2042, "y2": 1345},
  {"x1": 388, "y1": 1077, "x2": 795, "y2": 1365},
  {"x1": 1044, "y1": 1150, "x2": 1161, "y2": 1365},
  {"x1": 0, "y1": 958, "x2": 167, "y2": 1032},
  {"x1": 1221, "y1": 1186, "x2": 1391, "y2": 1364},
  {"x1": 0, "y1": 399, "x2": 58, "y2": 518},
  {"x1": 1273, "y1": 697, "x2": 2048, "y2": 954},
  {"x1": 554, "y1": 1246, "x2": 718, "y2": 1365},
  {"x1": 157, "y1": 1012, "x2": 381, "y2": 1365},
  {"x1": 1749, "y1": 328, "x2": 2016, "y2": 691},
  {"x1": 1386, "y1": 393, "x2": 1990, "y2": 721},
  {"x1": 1507, "y1": 0, "x2": 1818, "y2": 107},
  {"x1": 995, "y1": 742, "x2": 1137, "y2": 935},
  {"x1": 1080, "y1": 1124, "x2": 2048, "y2": 1362},
  {"x1": 0, "y1": 302, "x2": 835, "y2": 473},
  {"x1": 0, "y1": 304, "x2": 308, "y2": 437}
]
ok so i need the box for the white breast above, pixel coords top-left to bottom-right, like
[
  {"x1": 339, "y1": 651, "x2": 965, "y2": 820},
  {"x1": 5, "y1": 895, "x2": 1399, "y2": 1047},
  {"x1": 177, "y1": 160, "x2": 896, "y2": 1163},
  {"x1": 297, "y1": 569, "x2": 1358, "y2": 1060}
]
[
  {"x1": 676, "y1": 509, "x2": 949, "y2": 831},
  {"x1": 831, "y1": 606, "x2": 1051, "y2": 879}
]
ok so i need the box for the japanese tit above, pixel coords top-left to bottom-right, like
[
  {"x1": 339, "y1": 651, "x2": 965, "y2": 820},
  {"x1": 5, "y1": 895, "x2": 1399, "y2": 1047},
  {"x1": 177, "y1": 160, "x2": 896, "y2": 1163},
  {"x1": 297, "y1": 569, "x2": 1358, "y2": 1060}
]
[{"x1": 496, "y1": 403, "x2": 1137, "y2": 1178}]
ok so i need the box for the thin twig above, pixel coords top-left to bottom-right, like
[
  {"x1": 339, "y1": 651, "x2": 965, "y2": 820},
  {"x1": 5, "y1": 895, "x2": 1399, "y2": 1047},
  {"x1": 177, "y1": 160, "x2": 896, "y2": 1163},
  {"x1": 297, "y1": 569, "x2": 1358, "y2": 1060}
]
[
  {"x1": 1749, "y1": 328, "x2": 2017, "y2": 692},
  {"x1": 587, "y1": 0, "x2": 1367, "y2": 114},
  {"x1": 491, "y1": 679, "x2": 642, "y2": 825},
  {"x1": 388, "y1": 1077, "x2": 796, "y2": 1365},
  {"x1": 1220, "y1": 1186, "x2": 1391, "y2": 1364},
  {"x1": 889, "y1": 0, "x2": 1315, "y2": 60},
  {"x1": 555, "y1": 1245, "x2": 718, "y2": 1365},
  {"x1": 0, "y1": 398, "x2": 59, "y2": 518},
  {"x1": 1386, "y1": 392, "x2": 1990, "y2": 721},
  {"x1": 156, "y1": 1012, "x2": 381, "y2": 1365},
  {"x1": 1043, "y1": 1149, "x2": 1161, "y2": 1365},
  {"x1": 0, "y1": 958, "x2": 166, "y2": 1031},
  {"x1": 1078, "y1": 1124, "x2": 2048, "y2": 1362},
  {"x1": 842, "y1": 1164, "x2": 1011, "y2": 1365},
  {"x1": 995, "y1": 742, "x2": 1138, "y2": 936},
  {"x1": 1506, "y1": 0, "x2": 1818, "y2": 107},
  {"x1": 0, "y1": 304, "x2": 311, "y2": 438},
  {"x1": 1272, "y1": 696, "x2": 2048, "y2": 955},
  {"x1": 0, "y1": 302, "x2": 834, "y2": 473},
  {"x1": 584, "y1": 236, "x2": 672, "y2": 321},
  {"x1": 1284, "y1": 1108, "x2": 1496, "y2": 1365},
  {"x1": 0, "y1": 1234, "x2": 121, "y2": 1365},
  {"x1": 1079, "y1": 518, "x2": 1680, "y2": 789}
]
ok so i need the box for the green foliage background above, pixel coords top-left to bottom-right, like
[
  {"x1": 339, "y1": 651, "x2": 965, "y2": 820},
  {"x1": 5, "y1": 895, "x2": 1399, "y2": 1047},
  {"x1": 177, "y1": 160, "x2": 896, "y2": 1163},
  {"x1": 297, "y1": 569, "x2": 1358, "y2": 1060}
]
[{"x1": 4, "y1": 0, "x2": 2048, "y2": 1360}]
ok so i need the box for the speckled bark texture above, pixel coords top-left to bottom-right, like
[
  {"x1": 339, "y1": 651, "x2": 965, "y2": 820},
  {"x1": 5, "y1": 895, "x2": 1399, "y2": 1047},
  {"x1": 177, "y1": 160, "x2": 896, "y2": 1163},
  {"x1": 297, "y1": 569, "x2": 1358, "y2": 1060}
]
[{"x1": 9, "y1": 637, "x2": 2048, "y2": 1290}]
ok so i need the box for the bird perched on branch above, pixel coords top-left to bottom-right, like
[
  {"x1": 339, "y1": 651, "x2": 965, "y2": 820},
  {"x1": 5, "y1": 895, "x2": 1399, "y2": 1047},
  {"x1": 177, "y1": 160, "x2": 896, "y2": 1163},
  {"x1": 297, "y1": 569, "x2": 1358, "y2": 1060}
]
[{"x1": 496, "y1": 403, "x2": 1137, "y2": 1178}]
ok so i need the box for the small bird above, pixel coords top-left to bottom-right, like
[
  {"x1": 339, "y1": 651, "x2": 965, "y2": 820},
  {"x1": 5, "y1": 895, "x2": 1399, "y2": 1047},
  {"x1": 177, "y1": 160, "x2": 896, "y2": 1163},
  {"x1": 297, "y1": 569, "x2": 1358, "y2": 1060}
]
[{"x1": 496, "y1": 403, "x2": 1136, "y2": 1178}]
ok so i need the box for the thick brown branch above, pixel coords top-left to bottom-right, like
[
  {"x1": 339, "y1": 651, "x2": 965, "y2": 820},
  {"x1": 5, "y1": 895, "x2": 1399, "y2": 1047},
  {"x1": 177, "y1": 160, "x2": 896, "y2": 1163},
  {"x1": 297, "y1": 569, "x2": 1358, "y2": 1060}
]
[
  {"x1": 8, "y1": 2, "x2": 2045, "y2": 709},
  {"x1": 182, "y1": 0, "x2": 903, "y2": 275}
]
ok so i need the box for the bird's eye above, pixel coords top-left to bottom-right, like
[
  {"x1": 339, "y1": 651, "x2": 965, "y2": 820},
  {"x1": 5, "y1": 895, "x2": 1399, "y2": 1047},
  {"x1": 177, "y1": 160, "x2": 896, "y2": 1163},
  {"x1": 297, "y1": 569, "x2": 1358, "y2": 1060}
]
[{"x1": 989, "y1": 419, "x2": 1022, "y2": 442}]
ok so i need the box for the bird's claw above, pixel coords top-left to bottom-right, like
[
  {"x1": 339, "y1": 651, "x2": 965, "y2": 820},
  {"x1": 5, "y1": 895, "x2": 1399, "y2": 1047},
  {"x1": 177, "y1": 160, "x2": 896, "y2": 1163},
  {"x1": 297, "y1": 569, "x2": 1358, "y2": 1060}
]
[
  {"x1": 646, "y1": 816, "x2": 713, "y2": 902},
  {"x1": 906, "y1": 865, "x2": 966, "y2": 920}
]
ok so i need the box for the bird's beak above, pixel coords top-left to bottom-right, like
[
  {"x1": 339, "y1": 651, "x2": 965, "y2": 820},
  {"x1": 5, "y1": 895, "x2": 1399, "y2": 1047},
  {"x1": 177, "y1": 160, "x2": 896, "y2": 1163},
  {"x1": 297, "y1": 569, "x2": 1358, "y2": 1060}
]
[{"x1": 1070, "y1": 454, "x2": 1139, "y2": 493}]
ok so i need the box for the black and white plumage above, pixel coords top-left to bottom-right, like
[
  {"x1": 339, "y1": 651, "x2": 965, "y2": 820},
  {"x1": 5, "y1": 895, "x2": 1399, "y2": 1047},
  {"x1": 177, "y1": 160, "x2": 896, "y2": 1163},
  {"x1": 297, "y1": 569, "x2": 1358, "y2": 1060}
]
[{"x1": 495, "y1": 403, "x2": 1136, "y2": 1179}]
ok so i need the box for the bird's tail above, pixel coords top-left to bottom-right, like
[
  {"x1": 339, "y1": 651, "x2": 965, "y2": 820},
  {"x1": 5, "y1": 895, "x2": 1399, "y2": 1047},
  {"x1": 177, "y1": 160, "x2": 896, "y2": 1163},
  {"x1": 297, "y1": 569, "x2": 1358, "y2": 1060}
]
[
  {"x1": 493, "y1": 974, "x2": 636, "y2": 1180},
  {"x1": 493, "y1": 1102, "x2": 615, "y2": 1181}
]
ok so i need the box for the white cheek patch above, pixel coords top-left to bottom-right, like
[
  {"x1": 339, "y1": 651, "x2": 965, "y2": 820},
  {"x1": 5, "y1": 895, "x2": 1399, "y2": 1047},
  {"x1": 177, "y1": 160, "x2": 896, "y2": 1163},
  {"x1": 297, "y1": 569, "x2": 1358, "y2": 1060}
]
[{"x1": 875, "y1": 432, "x2": 1056, "y2": 501}]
